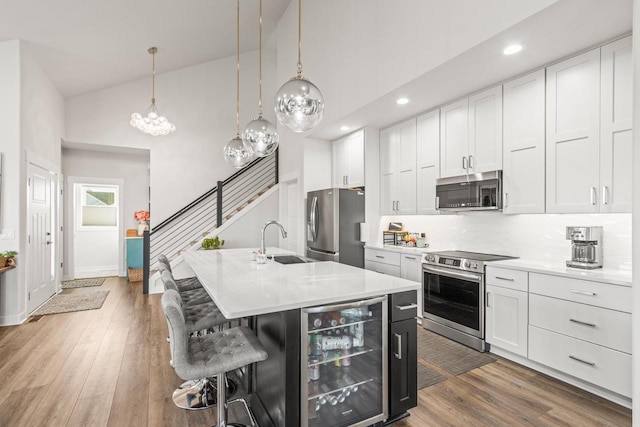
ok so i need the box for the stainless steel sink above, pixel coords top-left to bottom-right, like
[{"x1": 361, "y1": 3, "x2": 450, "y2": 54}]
[{"x1": 272, "y1": 255, "x2": 314, "y2": 265}]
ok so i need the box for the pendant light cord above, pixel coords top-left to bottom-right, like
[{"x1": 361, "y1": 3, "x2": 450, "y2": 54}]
[
  {"x1": 297, "y1": 0, "x2": 302, "y2": 77},
  {"x1": 258, "y1": 0, "x2": 263, "y2": 115},
  {"x1": 236, "y1": 0, "x2": 241, "y2": 136},
  {"x1": 151, "y1": 49, "x2": 156, "y2": 105}
]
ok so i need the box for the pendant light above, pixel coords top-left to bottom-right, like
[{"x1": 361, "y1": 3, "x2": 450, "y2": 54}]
[
  {"x1": 274, "y1": 0, "x2": 324, "y2": 133},
  {"x1": 130, "y1": 47, "x2": 176, "y2": 136},
  {"x1": 224, "y1": 0, "x2": 254, "y2": 168},
  {"x1": 242, "y1": 0, "x2": 279, "y2": 157}
]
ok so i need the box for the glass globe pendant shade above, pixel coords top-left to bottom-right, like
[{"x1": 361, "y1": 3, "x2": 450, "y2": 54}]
[
  {"x1": 274, "y1": 75, "x2": 324, "y2": 132},
  {"x1": 242, "y1": 115, "x2": 279, "y2": 157},
  {"x1": 223, "y1": 136, "x2": 253, "y2": 169},
  {"x1": 130, "y1": 103, "x2": 176, "y2": 136}
]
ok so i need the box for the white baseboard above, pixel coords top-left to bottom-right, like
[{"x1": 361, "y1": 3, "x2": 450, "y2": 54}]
[
  {"x1": 0, "y1": 311, "x2": 27, "y2": 326},
  {"x1": 74, "y1": 266, "x2": 118, "y2": 279}
]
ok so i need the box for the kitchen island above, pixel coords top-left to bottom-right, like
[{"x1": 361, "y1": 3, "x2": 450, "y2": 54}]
[{"x1": 182, "y1": 248, "x2": 420, "y2": 427}]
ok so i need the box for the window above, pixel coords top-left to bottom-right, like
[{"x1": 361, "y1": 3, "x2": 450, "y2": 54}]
[{"x1": 79, "y1": 184, "x2": 118, "y2": 228}]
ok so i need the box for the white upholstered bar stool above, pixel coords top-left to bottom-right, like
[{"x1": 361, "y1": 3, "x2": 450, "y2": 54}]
[{"x1": 162, "y1": 290, "x2": 268, "y2": 425}]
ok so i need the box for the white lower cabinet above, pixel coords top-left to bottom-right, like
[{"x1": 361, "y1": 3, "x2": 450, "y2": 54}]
[
  {"x1": 364, "y1": 248, "x2": 400, "y2": 277},
  {"x1": 485, "y1": 267, "x2": 528, "y2": 357},
  {"x1": 485, "y1": 284, "x2": 528, "y2": 357},
  {"x1": 529, "y1": 326, "x2": 631, "y2": 398},
  {"x1": 400, "y1": 253, "x2": 423, "y2": 317}
]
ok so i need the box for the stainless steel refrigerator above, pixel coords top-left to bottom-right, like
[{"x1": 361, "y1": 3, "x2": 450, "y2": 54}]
[{"x1": 306, "y1": 188, "x2": 365, "y2": 268}]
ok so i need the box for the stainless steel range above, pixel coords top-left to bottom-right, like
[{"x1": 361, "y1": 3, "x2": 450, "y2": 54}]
[{"x1": 421, "y1": 250, "x2": 515, "y2": 352}]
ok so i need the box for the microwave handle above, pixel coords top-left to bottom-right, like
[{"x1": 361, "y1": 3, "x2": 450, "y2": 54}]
[{"x1": 435, "y1": 196, "x2": 440, "y2": 210}]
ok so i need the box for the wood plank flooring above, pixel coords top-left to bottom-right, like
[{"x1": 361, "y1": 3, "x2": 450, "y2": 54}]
[{"x1": 0, "y1": 277, "x2": 631, "y2": 426}]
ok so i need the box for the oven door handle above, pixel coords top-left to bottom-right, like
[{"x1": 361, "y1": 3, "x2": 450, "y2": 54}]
[{"x1": 423, "y1": 265, "x2": 482, "y2": 282}]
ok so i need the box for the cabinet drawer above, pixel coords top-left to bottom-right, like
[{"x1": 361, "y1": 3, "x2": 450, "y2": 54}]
[
  {"x1": 486, "y1": 266, "x2": 528, "y2": 292},
  {"x1": 529, "y1": 273, "x2": 631, "y2": 313},
  {"x1": 529, "y1": 326, "x2": 631, "y2": 398},
  {"x1": 365, "y1": 260, "x2": 401, "y2": 277},
  {"x1": 365, "y1": 249, "x2": 400, "y2": 266},
  {"x1": 530, "y1": 294, "x2": 631, "y2": 354},
  {"x1": 389, "y1": 290, "x2": 418, "y2": 322}
]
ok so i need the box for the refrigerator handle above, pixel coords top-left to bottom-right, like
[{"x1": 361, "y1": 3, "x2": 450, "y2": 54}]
[{"x1": 309, "y1": 196, "x2": 319, "y2": 242}]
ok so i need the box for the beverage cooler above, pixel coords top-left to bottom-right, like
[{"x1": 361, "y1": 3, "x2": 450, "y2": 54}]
[{"x1": 301, "y1": 296, "x2": 388, "y2": 427}]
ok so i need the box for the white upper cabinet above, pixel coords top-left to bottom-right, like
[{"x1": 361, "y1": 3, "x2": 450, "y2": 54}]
[
  {"x1": 546, "y1": 37, "x2": 632, "y2": 214},
  {"x1": 332, "y1": 130, "x2": 364, "y2": 188},
  {"x1": 379, "y1": 120, "x2": 417, "y2": 215},
  {"x1": 440, "y1": 85, "x2": 502, "y2": 178},
  {"x1": 503, "y1": 69, "x2": 546, "y2": 214},
  {"x1": 546, "y1": 48, "x2": 601, "y2": 213},
  {"x1": 468, "y1": 85, "x2": 503, "y2": 174},
  {"x1": 440, "y1": 99, "x2": 468, "y2": 178},
  {"x1": 600, "y1": 36, "x2": 632, "y2": 213},
  {"x1": 416, "y1": 109, "x2": 440, "y2": 214}
]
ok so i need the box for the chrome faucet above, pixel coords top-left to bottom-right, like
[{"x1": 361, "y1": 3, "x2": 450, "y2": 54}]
[{"x1": 260, "y1": 220, "x2": 287, "y2": 255}]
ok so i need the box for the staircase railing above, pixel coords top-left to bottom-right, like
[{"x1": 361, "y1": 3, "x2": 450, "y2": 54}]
[{"x1": 143, "y1": 151, "x2": 278, "y2": 293}]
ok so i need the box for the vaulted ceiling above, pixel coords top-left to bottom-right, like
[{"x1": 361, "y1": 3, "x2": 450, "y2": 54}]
[{"x1": 0, "y1": 0, "x2": 290, "y2": 97}]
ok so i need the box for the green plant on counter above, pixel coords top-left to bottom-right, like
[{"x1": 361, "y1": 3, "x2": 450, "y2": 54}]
[
  {"x1": 0, "y1": 250, "x2": 17, "y2": 257},
  {"x1": 201, "y1": 237, "x2": 225, "y2": 250}
]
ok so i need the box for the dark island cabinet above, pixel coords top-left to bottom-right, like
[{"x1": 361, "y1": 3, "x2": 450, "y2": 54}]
[{"x1": 387, "y1": 291, "x2": 418, "y2": 423}]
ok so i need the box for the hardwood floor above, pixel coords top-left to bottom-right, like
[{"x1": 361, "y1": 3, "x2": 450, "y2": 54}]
[{"x1": 0, "y1": 277, "x2": 631, "y2": 426}]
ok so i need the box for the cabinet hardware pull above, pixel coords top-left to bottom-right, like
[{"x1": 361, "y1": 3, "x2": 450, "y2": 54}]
[
  {"x1": 590, "y1": 187, "x2": 596, "y2": 205},
  {"x1": 395, "y1": 303, "x2": 418, "y2": 311},
  {"x1": 462, "y1": 156, "x2": 468, "y2": 170},
  {"x1": 504, "y1": 192, "x2": 508, "y2": 208},
  {"x1": 569, "y1": 318, "x2": 596, "y2": 327},
  {"x1": 569, "y1": 355, "x2": 595, "y2": 366},
  {"x1": 394, "y1": 333, "x2": 402, "y2": 360},
  {"x1": 570, "y1": 289, "x2": 597, "y2": 296},
  {"x1": 486, "y1": 292, "x2": 490, "y2": 308},
  {"x1": 468, "y1": 155, "x2": 473, "y2": 169},
  {"x1": 404, "y1": 256, "x2": 416, "y2": 260},
  {"x1": 495, "y1": 276, "x2": 515, "y2": 282},
  {"x1": 602, "y1": 186, "x2": 609, "y2": 205},
  {"x1": 375, "y1": 255, "x2": 385, "y2": 259},
  {"x1": 396, "y1": 200, "x2": 400, "y2": 211},
  {"x1": 393, "y1": 201, "x2": 397, "y2": 211}
]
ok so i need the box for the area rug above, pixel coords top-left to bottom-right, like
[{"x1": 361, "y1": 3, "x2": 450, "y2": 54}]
[
  {"x1": 417, "y1": 362, "x2": 446, "y2": 390},
  {"x1": 32, "y1": 290, "x2": 109, "y2": 315},
  {"x1": 417, "y1": 326, "x2": 496, "y2": 376},
  {"x1": 61, "y1": 277, "x2": 106, "y2": 289}
]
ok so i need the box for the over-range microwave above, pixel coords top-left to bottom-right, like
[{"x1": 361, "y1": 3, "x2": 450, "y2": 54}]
[{"x1": 435, "y1": 170, "x2": 502, "y2": 212}]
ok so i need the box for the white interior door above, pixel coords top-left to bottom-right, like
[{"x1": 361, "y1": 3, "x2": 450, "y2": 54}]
[{"x1": 27, "y1": 163, "x2": 57, "y2": 312}]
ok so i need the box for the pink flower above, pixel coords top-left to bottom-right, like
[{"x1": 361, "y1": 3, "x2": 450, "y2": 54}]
[{"x1": 134, "y1": 210, "x2": 150, "y2": 221}]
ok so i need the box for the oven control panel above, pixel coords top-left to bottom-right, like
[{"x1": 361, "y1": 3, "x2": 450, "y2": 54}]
[{"x1": 421, "y1": 253, "x2": 483, "y2": 272}]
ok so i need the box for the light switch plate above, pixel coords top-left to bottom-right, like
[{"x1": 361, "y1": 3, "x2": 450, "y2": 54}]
[{"x1": 0, "y1": 229, "x2": 15, "y2": 239}]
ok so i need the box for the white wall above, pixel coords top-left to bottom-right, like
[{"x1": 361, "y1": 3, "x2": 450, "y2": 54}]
[
  {"x1": 378, "y1": 213, "x2": 632, "y2": 270},
  {"x1": 0, "y1": 41, "x2": 65, "y2": 325},
  {"x1": 0, "y1": 41, "x2": 23, "y2": 325},
  {"x1": 66, "y1": 50, "x2": 277, "y2": 226},
  {"x1": 62, "y1": 148, "x2": 150, "y2": 278},
  {"x1": 630, "y1": 0, "x2": 639, "y2": 423}
]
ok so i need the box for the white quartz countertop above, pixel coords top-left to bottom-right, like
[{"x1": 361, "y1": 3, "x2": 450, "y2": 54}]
[
  {"x1": 489, "y1": 258, "x2": 632, "y2": 287},
  {"x1": 182, "y1": 248, "x2": 420, "y2": 318}
]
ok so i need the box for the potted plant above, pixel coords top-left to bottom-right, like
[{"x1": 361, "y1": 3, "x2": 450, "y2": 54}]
[
  {"x1": 134, "y1": 210, "x2": 150, "y2": 236},
  {"x1": 0, "y1": 250, "x2": 18, "y2": 267},
  {"x1": 201, "y1": 236, "x2": 225, "y2": 250}
]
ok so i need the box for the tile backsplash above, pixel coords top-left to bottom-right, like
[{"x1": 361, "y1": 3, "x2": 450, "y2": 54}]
[{"x1": 378, "y1": 213, "x2": 632, "y2": 271}]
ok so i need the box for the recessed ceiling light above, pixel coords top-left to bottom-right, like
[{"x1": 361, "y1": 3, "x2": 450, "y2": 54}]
[
  {"x1": 396, "y1": 97, "x2": 409, "y2": 105},
  {"x1": 503, "y1": 44, "x2": 523, "y2": 55},
  {"x1": 340, "y1": 126, "x2": 350, "y2": 131}
]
